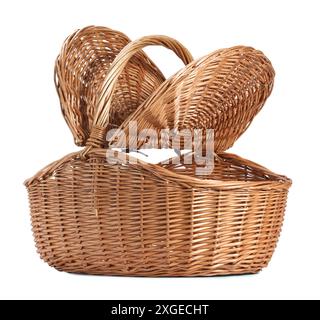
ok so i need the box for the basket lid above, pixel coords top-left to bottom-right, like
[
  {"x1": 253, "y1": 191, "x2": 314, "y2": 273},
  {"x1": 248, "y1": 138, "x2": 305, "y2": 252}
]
[
  {"x1": 54, "y1": 26, "x2": 173, "y2": 146},
  {"x1": 109, "y1": 45, "x2": 275, "y2": 152}
]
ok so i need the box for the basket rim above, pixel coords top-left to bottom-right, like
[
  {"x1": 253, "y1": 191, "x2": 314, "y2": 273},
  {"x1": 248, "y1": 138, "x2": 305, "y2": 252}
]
[{"x1": 24, "y1": 149, "x2": 292, "y2": 191}]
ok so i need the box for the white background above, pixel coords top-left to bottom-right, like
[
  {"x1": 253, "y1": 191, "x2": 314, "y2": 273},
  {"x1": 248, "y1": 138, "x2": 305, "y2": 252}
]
[{"x1": 0, "y1": 0, "x2": 319, "y2": 300}]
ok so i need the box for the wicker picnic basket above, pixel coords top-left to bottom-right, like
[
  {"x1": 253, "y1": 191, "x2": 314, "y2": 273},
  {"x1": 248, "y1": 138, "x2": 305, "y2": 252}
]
[{"x1": 25, "y1": 31, "x2": 291, "y2": 276}]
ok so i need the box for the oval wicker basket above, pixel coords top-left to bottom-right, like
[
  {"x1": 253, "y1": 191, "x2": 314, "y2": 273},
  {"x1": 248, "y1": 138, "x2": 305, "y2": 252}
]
[{"x1": 25, "y1": 34, "x2": 291, "y2": 276}]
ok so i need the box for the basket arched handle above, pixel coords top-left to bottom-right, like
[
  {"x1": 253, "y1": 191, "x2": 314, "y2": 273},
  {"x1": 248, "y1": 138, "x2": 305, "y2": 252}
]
[{"x1": 85, "y1": 35, "x2": 193, "y2": 148}]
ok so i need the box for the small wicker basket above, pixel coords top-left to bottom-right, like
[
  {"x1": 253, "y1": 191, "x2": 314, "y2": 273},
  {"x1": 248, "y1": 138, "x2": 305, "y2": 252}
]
[{"x1": 25, "y1": 32, "x2": 291, "y2": 276}]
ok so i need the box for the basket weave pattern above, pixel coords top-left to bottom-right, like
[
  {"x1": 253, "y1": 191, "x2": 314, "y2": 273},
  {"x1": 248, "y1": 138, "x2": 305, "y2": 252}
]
[{"x1": 112, "y1": 46, "x2": 275, "y2": 152}]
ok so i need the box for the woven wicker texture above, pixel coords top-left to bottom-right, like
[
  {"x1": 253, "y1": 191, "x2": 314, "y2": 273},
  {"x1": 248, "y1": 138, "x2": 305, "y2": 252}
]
[
  {"x1": 99, "y1": 42, "x2": 275, "y2": 152},
  {"x1": 25, "y1": 33, "x2": 291, "y2": 276},
  {"x1": 55, "y1": 26, "x2": 193, "y2": 146}
]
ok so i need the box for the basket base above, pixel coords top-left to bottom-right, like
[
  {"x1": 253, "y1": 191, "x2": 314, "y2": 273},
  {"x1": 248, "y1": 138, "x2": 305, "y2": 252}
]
[
  {"x1": 64, "y1": 270, "x2": 262, "y2": 277},
  {"x1": 45, "y1": 259, "x2": 265, "y2": 277}
]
